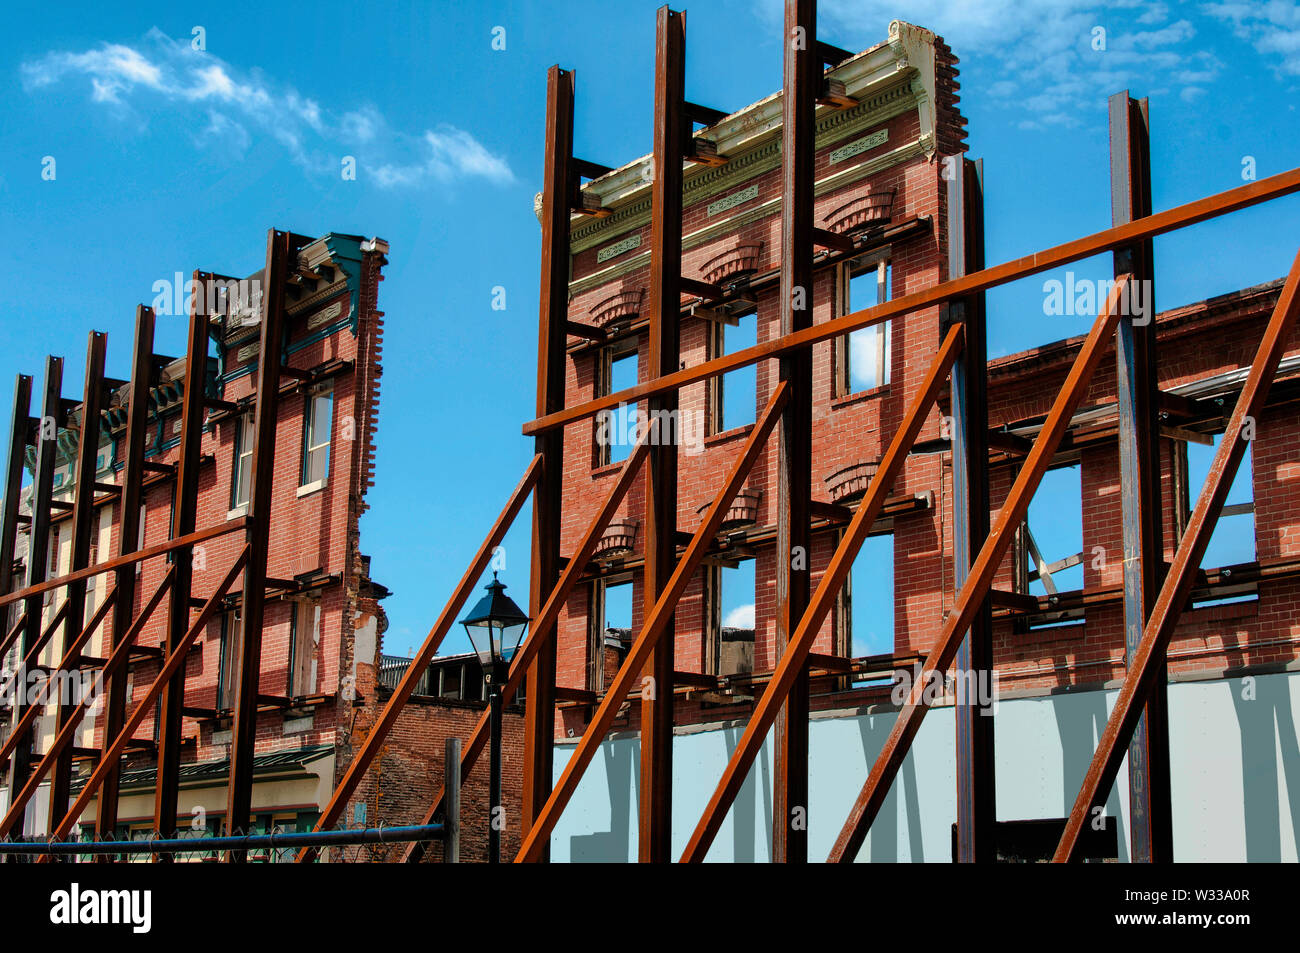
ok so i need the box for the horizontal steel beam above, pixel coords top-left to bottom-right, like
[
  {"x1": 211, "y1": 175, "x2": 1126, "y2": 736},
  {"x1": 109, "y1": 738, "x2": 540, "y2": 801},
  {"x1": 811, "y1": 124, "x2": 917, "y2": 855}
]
[
  {"x1": 523, "y1": 166, "x2": 1300, "y2": 437},
  {"x1": 300, "y1": 455, "x2": 543, "y2": 861}
]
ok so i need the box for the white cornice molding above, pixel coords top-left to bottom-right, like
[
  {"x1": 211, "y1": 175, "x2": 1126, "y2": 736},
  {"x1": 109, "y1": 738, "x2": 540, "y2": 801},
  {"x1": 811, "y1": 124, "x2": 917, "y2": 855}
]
[{"x1": 568, "y1": 20, "x2": 940, "y2": 236}]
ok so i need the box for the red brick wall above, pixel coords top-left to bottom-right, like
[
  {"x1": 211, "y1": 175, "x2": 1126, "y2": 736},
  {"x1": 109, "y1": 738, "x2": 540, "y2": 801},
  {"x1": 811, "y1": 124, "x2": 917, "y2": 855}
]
[{"x1": 64, "y1": 237, "x2": 389, "y2": 787}]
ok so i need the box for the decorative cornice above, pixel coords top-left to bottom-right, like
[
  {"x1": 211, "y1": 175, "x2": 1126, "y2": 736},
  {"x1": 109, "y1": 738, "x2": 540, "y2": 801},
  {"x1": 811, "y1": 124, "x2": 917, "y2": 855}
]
[
  {"x1": 568, "y1": 133, "x2": 933, "y2": 298},
  {"x1": 569, "y1": 76, "x2": 919, "y2": 256}
]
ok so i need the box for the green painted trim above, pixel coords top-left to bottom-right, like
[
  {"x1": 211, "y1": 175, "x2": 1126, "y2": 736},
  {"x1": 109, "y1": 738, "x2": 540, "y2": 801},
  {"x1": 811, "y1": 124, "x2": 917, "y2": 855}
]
[
  {"x1": 569, "y1": 131, "x2": 934, "y2": 298},
  {"x1": 570, "y1": 77, "x2": 920, "y2": 256}
]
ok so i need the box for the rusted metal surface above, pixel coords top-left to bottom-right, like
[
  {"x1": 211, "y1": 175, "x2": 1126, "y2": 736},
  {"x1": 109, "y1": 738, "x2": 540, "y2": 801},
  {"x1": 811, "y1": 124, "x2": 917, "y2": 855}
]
[
  {"x1": 401, "y1": 426, "x2": 655, "y2": 863},
  {"x1": 516, "y1": 381, "x2": 791, "y2": 862},
  {"x1": 1110, "y1": 90, "x2": 1171, "y2": 863},
  {"x1": 156, "y1": 277, "x2": 210, "y2": 844},
  {"x1": 949, "y1": 157, "x2": 995, "y2": 863},
  {"x1": 97, "y1": 304, "x2": 155, "y2": 840},
  {"x1": 0, "y1": 375, "x2": 32, "y2": 604},
  {"x1": 0, "y1": 589, "x2": 117, "y2": 778},
  {"x1": 640, "y1": 4, "x2": 685, "y2": 863},
  {"x1": 1054, "y1": 250, "x2": 1300, "y2": 862},
  {"x1": 0, "y1": 569, "x2": 170, "y2": 839},
  {"x1": 0, "y1": 520, "x2": 245, "y2": 610},
  {"x1": 49, "y1": 331, "x2": 107, "y2": 825},
  {"x1": 681, "y1": 326, "x2": 963, "y2": 863},
  {"x1": 227, "y1": 232, "x2": 291, "y2": 853},
  {"x1": 522, "y1": 166, "x2": 1300, "y2": 438},
  {"x1": 6, "y1": 356, "x2": 62, "y2": 807},
  {"x1": 773, "y1": 0, "x2": 816, "y2": 865},
  {"x1": 828, "y1": 281, "x2": 1130, "y2": 862},
  {"x1": 299, "y1": 454, "x2": 542, "y2": 861},
  {"x1": 523, "y1": 64, "x2": 573, "y2": 858},
  {"x1": 47, "y1": 552, "x2": 245, "y2": 846}
]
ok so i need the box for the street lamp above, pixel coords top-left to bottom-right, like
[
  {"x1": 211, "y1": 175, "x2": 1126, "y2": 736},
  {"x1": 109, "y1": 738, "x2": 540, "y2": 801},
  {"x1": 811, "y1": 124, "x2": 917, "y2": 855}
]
[{"x1": 460, "y1": 572, "x2": 529, "y2": 863}]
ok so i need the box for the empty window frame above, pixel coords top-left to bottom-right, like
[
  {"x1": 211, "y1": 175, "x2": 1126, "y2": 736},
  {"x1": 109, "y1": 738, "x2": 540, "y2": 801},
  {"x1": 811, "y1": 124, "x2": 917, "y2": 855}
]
[
  {"x1": 835, "y1": 257, "x2": 892, "y2": 396},
  {"x1": 702, "y1": 556, "x2": 755, "y2": 677},
  {"x1": 595, "y1": 340, "x2": 639, "y2": 467},
  {"x1": 588, "y1": 576, "x2": 632, "y2": 691},
  {"x1": 707, "y1": 311, "x2": 758, "y2": 435},
  {"x1": 1183, "y1": 433, "x2": 1256, "y2": 605},
  {"x1": 837, "y1": 529, "x2": 895, "y2": 661},
  {"x1": 231, "y1": 413, "x2": 254, "y2": 510},
  {"x1": 1021, "y1": 463, "x2": 1084, "y2": 629},
  {"x1": 301, "y1": 383, "x2": 333, "y2": 488},
  {"x1": 217, "y1": 610, "x2": 243, "y2": 711},
  {"x1": 288, "y1": 599, "x2": 321, "y2": 697}
]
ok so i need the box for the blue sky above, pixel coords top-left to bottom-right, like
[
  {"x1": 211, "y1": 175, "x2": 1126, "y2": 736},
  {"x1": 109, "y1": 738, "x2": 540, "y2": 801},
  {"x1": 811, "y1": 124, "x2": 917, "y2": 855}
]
[{"x1": 1, "y1": 0, "x2": 1296, "y2": 658}]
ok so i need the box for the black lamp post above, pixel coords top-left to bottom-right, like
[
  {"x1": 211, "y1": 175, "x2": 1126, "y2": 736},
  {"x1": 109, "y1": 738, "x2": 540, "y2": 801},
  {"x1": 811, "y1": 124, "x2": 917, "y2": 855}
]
[{"x1": 460, "y1": 572, "x2": 529, "y2": 863}]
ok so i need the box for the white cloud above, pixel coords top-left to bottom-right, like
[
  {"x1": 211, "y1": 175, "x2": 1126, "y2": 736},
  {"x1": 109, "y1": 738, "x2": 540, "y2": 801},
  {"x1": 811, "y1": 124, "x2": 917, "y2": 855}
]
[
  {"x1": 723, "y1": 603, "x2": 755, "y2": 629},
  {"x1": 809, "y1": 1, "x2": 1221, "y2": 128},
  {"x1": 20, "y1": 28, "x2": 513, "y2": 187},
  {"x1": 374, "y1": 127, "x2": 515, "y2": 188},
  {"x1": 1204, "y1": 0, "x2": 1300, "y2": 76}
]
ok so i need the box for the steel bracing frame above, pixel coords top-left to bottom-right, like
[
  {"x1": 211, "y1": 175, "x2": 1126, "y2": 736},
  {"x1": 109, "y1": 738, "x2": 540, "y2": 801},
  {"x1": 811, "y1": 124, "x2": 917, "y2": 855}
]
[
  {"x1": 0, "y1": 228, "x2": 309, "y2": 859},
  {"x1": 298, "y1": 0, "x2": 1300, "y2": 864}
]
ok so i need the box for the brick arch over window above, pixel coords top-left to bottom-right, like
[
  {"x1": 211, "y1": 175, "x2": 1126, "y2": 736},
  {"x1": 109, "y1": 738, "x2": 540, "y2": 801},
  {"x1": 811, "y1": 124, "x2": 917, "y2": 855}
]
[
  {"x1": 695, "y1": 487, "x2": 761, "y2": 530},
  {"x1": 698, "y1": 241, "x2": 763, "y2": 286},
  {"x1": 824, "y1": 459, "x2": 881, "y2": 504},
  {"x1": 589, "y1": 287, "x2": 644, "y2": 329},
  {"x1": 822, "y1": 190, "x2": 895, "y2": 235},
  {"x1": 592, "y1": 519, "x2": 638, "y2": 561}
]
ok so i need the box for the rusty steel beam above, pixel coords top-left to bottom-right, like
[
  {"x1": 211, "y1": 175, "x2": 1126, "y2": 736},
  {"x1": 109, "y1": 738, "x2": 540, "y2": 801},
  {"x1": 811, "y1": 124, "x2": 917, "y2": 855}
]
[
  {"x1": 0, "y1": 572, "x2": 167, "y2": 840},
  {"x1": 681, "y1": 325, "x2": 964, "y2": 862},
  {"x1": 401, "y1": 427, "x2": 656, "y2": 863},
  {"x1": 0, "y1": 375, "x2": 32, "y2": 603},
  {"x1": 640, "y1": 4, "x2": 685, "y2": 863},
  {"x1": 50, "y1": 331, "x2": 107, "y2": 833},
  {"x1": 1054, "y1": 249, "x2": 1300, "y2": 862},
  {"x1": 298, "y1": 454, "x2": 542, "y2": 862},
  {"x1": 5, "y1": 355, "x2": 62, "y2": 811},
  {"x1": 97, "y1": 304, "x2": 155, "y2": 840},
  {"x1": 0, "y1": 599, "x2": 68, "y2": 702},
  {"x1": 46, "y1": 553, "x2": 243, "y2": 846},
  {"x1": 154, "y1": 276, "x2": 209, "y2": 846},
  {"x1": 0, "y1": 612, "x2": 29, "y2": 677},
  {"x1": 1110, "y1": 90, "x2": 1171, "y2": 863},
  {"x1": 226, "y1": 233, "x2": 291, "y2": 853},
  {"x1": 523, "y1": 64, "x2": 574, "y2": 859},
  {"x1": 0, "y1": 519, "x2": 246, "y2": 610},
  {"x1": 949, "y1": 157, "x2": 995, "y2": 863},
  {"x1": 515, "y1": 380, "x2": 790, "y2": 863},
  {"x1": 522, "y1": 165, "x2": 1300, "y2": 438},
  {"x1": 0, "y1": 590, "x2": 115, "y2": 774},
  {"x1": 828, "y1": 281, "x2": 1130, "y2": 863},
  {"x1": 773, "y1": 0, "x2": 817, "y2": 865}
]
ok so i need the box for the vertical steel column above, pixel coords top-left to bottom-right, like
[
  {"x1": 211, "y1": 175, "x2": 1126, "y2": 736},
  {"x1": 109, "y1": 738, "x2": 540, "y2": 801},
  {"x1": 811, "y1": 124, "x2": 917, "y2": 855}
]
[
  {"x1": 444, "y1": 736, "x2": 460, "y2": 863},
  {"x1": 639, "y1": 4, "x2": 684, "y2": 863},
  {"x1": 227, "y1": 232, "x2": 290, "y2": 851},
  {"x1": 0, "y1": 373, "x2": 31, "y2": 841},
  {"x1": 0, "y1": 376, "x2": 33, "y2": 609},
  {"x1": 155, "y1": 279, "x2": 208, "y2": 844},
  {"x1": 6, "y1": 357, "x2": 62, "y2": 811},
  {"x1": 773, "y1": 0, "x2": 816, "y2": 865},
  {"x1": 49, "y1": 332, "x2": 107, "y2": 831},
  {"x1": 522, "y1": 65, "x2": 573, "y2": 859},
  {"x1": 950, "y1": 158, "x2": 995, "y2": 862},
  {"x1": 1110, "y1": 90, "x2": 1170, "y2": 862},
  {"x1": 97, "y1": 306, "x2": 154, "y2": 840}
]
